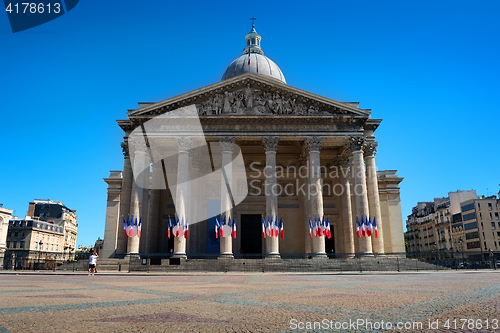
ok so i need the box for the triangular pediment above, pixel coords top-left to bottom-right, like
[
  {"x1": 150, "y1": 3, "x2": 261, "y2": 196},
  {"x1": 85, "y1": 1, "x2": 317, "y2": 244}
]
[{"x1": 126, "y1": 73, "x2": 370, "y2": 120}]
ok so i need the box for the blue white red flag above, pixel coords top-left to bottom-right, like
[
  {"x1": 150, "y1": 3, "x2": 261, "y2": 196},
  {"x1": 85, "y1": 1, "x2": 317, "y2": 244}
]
[
  {"x1": 279, "y1": 217, "x2": 284, "y2": 239},
  {"x1": 373, "y1": 217, "x2": 378, "y2": 238},
  {"x1": 361, "y1": 216, "x2": 366, "y2": 237},
  {"x1": 274, "y1": 216, "x2": 279, "y2": 238},
  {"x1": 267, "y1": 215, "x2": 271, "y2": 237},
  {"x1": 366, "y1": 216, "x2": 372, "y2": 237},
  {"x1": 232, "y1": 217, "x2": 236, "y2": 239},
  {"x1": 309, "y1": 217, "x2": 313, "y2": 239},
  {"x1": 168, "y1": 216, "x2": 172, "y2": 239},
  {"x1": 184, "y1": 217, "x2": 189, "y2": 238},
  {"x1": 261, "y1": 215, "x2": 266, "y2": 239},
  {"x1": 137, "y1": 217, "x2": 142, "y2": 238},
  {"x1": 215, "y1": 217, "x2": 220, "y2": 239},
  {"x1": 314, "y1": 216, "x2": 320, "y2": 238},
  {"x1": 356, "y1": 217, "x2": 361, "y2": 238},
  {"x1": 321, "y1": 216, "x2": 326, "y2": 237},
  {"x1": 326, "y1": 217, "x2": 331, "y2": 239},
  {"x1": 247, "y1": 48, "x2": 251, "y2": 65}
]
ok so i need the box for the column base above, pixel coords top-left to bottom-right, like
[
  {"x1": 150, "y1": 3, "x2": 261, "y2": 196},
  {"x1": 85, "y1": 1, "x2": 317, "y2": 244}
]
[
  {"x1": 172, "y1": 253, "x2": 187, "y2": 259},
  {"x1": 264, "y1": 253, "x2": 281, "y2": 259},
  {"x1": 356, "y1": 252, "x2": 375, "y2": 258},
  {"x1": 309, "y1": 252, "x2": 328, "y2": 259},
  {"x1": 217, "y1": 253, "x2": 234, "y2": 259}
]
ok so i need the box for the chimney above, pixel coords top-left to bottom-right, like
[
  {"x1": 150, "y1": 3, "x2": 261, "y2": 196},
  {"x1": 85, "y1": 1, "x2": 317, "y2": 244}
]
[{"x1": 27, "y1": 202, "x2": 35, "y2": 217}]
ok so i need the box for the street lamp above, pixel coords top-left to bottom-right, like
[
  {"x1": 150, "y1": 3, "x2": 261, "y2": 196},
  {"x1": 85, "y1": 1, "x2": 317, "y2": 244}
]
[{"x1": 37, "y1": 240, "x2": 43, "y2": 270}]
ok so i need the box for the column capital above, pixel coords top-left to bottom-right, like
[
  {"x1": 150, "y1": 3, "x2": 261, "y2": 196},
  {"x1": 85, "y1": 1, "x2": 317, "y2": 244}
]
[
  {"x1": 263, "y1": 136, "x2": 279, "y2": 153},
  {"x1": 219, "y1": 136, "x2": 236, "y2": 153},
  {"x1": 305, "y1": 137, "x2": 322, "y2": 153},
  {"x1": 364, "y1": 142, "x2": 378, "y2": 158},
  {"x1": 345, "y1": 137, "x2": 366, "y2": 154},
  {"x1": 175, "y1": 137, "x2": 193, "y2": 152}
]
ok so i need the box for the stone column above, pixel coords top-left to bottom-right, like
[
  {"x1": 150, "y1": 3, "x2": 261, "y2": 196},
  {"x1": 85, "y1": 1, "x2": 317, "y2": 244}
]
[
  {"x1": 299, "y1": 153, "x2": 312, "y2": 254},
  {"x1": 348, "y1": 151, "x2": 359, "y2": 254},
  {"x1": 263, "y1": 136, "x2": 280, "y2": 257},
  {"x1": 365, "y1": 142, "x2": 385, "y2": 254},
  {"x1": 220, "y1": 137, "x2": 235, "y2": 258},
  {"x1": 336, "y1": 152, "x2": 355, "y2": 257},
  {"x1": 348, "y1": 137, "x2": 373, "y2": 255},
  {"x1": 146, "y1": 162, "x2": 162, "y2": 253},
  {"x1": 306, "y1": 137, "x2": 326, "y2": 257},
  {"x1": 116, "y1": 139, "x2": 132, "y2": 255},
  {"x1": 127, "y1": 140, "x2": 147, "y2": 255},
  {"x1": 173, "y1": 137, "x2": 192, "y2": 258}
]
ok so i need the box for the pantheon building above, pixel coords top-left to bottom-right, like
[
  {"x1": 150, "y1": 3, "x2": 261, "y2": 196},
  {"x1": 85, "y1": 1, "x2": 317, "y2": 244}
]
[{"x1": 102, "y1": 24, "x2": 405, "y2": 259}]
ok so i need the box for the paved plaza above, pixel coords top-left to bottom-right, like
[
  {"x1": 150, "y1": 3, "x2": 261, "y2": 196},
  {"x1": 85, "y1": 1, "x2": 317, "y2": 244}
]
[{"x1": 0, "y1": 271, "x2": 499, "y2": 332}]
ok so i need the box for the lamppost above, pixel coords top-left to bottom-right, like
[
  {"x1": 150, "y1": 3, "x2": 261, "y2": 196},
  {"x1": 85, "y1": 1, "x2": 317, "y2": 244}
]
[{"x1": 37, "y1": 240, "x2": 43, "y2": 270}]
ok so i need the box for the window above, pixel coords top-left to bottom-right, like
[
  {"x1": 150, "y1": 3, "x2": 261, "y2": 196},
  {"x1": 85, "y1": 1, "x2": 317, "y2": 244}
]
[
  {"x1": 13, "y1": 241, "x2": 17, "y2": 248},
  {"x1": 463, "y1": 212, "x2": 476, "y2": 221},
  {"x1": 483, "y1": 232, "x2": 485, "y2": 238},
  {"x1": 497, "y1": 232, "x2": 500, "y2": 237},
  {"x1": 467, "y1": 241, "x2": 480, "y2": 249},
  {"x1": 481, "y1": 222, "x2": 484, "y2": 229},
  {"x1": 466, "y1": 231, "x2": 479, "y2": 240},
  {"x1": 492, "y1": 222, "x2": 496, "y2": 229},
  {"x1": 20, "y1": 232, "x2": 24, "y2": 238},
  {"x1": 462, "y1": 203, "x2": 475, "y2": 212},
  {"x1": 20, "y1": 241, "x2": 24, "y2": 249},
  {"x1": 464, "y1": 222, "x2": 478, "y2": 231},
  {"x1": 489, "y1": 203, "x2": 493, "y2": 210},
  {"x1": 6, "y1": 241, "x2": 10, "y2": 248},
  {"x1": 496, "y1": 212, "x2": 499, "y2": 218},
  {"x1": 484, "y1": 242, "x2": 487, "y2": 249},
  {"x1": 14, "y1": 232, "x2": 18, "y2": 237},
  {"x1": 35, "y1": 243, "x2": 38, "y2": 250},
  {"x1": 480, "y1": 212, "x2": 482, "y2": 219},
  {"x1": 7, "y1": 232, "x2": 11, "y2": 237},
  {"x1": 496, "y1": 242, "x2": 498, "y2": 249}
]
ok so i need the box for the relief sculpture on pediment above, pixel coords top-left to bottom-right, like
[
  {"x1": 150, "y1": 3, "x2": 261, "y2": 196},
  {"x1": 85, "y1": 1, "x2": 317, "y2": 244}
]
[{"x1": 196, "y1": 88, "x2": 343, "y2": 116}]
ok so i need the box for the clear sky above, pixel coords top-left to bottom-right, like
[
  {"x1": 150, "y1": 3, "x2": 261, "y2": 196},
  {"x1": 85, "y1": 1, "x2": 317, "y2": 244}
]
[{"x1": 1, "y1": 0, "x2": 499, "y2": 247}]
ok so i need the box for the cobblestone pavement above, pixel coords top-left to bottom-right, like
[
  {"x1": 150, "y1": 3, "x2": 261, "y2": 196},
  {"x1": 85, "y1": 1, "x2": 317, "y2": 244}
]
[{"x1": 0, "y1": 271, "x2": 499, "y2": 332}]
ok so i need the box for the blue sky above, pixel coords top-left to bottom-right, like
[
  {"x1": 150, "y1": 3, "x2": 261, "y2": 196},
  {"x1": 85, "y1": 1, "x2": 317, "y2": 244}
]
[{"x1": 1, "y1": 0, "x2": 499, "y2": 247}]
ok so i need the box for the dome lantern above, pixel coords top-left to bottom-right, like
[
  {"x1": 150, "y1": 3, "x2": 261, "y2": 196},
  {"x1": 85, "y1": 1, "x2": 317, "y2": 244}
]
[{"x1": 221, "y1": 21, "x2": 286, "y2": 84}]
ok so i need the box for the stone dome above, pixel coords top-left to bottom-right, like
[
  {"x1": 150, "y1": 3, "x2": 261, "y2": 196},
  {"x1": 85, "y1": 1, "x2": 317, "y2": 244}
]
[
  {"x1": 221, "y1": 23, "x2": 286, "y2": 84},
  {"x1": 221, "y1": 53, "x2": 286, "y2": 83}
]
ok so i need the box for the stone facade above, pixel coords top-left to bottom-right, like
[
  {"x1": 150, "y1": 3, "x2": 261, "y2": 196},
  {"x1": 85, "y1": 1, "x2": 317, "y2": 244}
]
[{"x1": 101, "y1": 72, "x2": 406, "y2": 258}]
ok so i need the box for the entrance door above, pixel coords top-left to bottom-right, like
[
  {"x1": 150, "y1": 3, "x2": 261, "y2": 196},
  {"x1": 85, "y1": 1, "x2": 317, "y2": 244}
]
[
  {"x1": 325, "y1": 229, "x2": 335, "y2": 254},
  {"x1": 240, "y1": 214, "x2": 262, "y2": 255}
]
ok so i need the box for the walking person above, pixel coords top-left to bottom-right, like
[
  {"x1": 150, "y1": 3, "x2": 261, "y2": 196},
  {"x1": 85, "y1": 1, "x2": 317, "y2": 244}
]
[{"x1": 88, "y1": 251, "x2": 98, "y2": 276}]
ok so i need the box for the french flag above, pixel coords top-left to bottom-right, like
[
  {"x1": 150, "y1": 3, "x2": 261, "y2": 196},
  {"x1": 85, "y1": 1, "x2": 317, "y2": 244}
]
[
  {"x1": 279, "y1": 217, "x2": 284, "y2": 239},
  {"x1": 176, "y1": 217, "x2": 182, "y2": 237},
  {"x1": 168, "y1": 216, "x2": 172, "y2": 239},
  {"x1": 215, "y1": 217, "x2": 220, "y2": 239},
  {"x1": 184, "y1": 217, "x2": 189, "y2": 238},
  {"x1": 137, "y1": 217, "x2": 142, "y2": 238},
  {"x1": 314, "y1": 216, "x2": 320, "y2": 238},
  {"x1": 267, "y1": 215, "x2": 271, "y2": 237},
  {"x1": 123, "y1": 216, "x2": 127, "y2": 237},
  {"x1": 125, "y1": 215, "x2": 132, "y2": 237},
  {"x1": 274, "y1": 216, "x2": 279, "y2": 238},
  {"x1": 232, "y1": 217, "x2": 236, "y2": 239},
  {"x1": 373, "y1": 217, "x2": 378, "y2": 238},
  {"x1": 309, "y1": 217, "x2": 313, "y2": 239},
  {"x1": 325, "y1": 217, "x2": 331, "y2": 239},
  {"x1": 261, "y1": 215, "x2": 266, "y2": 239},
  {"x1": 321, "y1": 216, "x2": 326, "y2": 237},
  {"x1": 247, "y1": 48, "x2": 251, "y2": 65},
  {"x1": 131, "y1": 216, "x2": 138, "y2": 237},
  {"x1": 361, "y1": 216, "x2": 366, "y2": 237},
  {"x1": 366, "y1": 216, "x2": 372, "y2": 237},
  {"x1": 356, "y1": 217, "x2": 361, "y2": 238}
]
